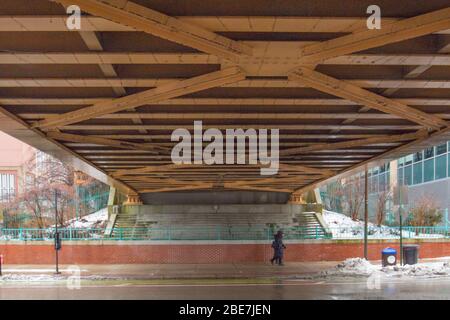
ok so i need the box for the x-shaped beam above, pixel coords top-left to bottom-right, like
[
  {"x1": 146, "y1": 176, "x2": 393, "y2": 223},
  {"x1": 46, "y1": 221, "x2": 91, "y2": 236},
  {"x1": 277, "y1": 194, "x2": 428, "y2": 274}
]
[{"x1": 42, "y1": 1, "x2": 450, "y2": 193}]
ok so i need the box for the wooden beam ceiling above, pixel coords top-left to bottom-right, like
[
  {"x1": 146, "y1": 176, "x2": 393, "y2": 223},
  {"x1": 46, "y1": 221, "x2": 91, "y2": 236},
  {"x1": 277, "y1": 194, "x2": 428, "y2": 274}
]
[
  {"x1": 53, "y1": 0, "x2": 252, "y2": 61},
  {"x1": 1, "y1": 52, "x2": 449, "y2": 67},
  {"x1": 1, "y1": 1, "x2": 449, "y2": 195},
  {"x1": 280, "y1": 130, "x2": 428, "y2": 156},
  {"x1": 46, "y1": 131, "x2": 170, "y2": 153},
  {"x1": 32, "y1": 66, "x2": 245, "y2": 129},
  {"x1": 2, "y1": 15, "x2": 449, "y2": 34},
  {"x1": 289, "y1": 67, "x2": 448, "y2": 130},
  {"x1": 2, "y1": 78, "x2": 450, "y2": 89},
  {"x1": 4, "y1": 98, "x2": 450, "y2": 106},
  {"x1": 297, "y1": 7, "x2": 450, "y2": 64}
]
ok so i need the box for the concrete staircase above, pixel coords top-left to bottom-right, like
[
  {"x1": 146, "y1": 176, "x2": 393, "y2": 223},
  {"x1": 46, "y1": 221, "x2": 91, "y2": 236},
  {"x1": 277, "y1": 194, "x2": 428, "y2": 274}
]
[
  {"x1": 293, "y1": 211, "x2": 330, "y2": 239},
  {"x1": 110, "y1": 210, "x2": 138, "y2": 239},
  {"x1": 110, "y1": 205, "x2": 330, "y2": 240}
]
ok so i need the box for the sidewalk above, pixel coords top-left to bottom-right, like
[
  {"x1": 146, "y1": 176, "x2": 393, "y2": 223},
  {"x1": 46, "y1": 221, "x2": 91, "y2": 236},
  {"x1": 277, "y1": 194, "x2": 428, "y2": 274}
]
[
  {"x1": 3, "y1": 257, "x2": 449, "y2": 280},
  {"x1": 1, "y1": 262, "x2": 337, "y2": 280}
]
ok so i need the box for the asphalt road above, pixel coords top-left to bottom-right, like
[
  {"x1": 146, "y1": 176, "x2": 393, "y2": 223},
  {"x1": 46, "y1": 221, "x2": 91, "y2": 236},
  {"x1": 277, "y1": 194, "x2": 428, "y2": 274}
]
[{"x1": 1, "y1": 277, "x2": 450, "y2": 299}]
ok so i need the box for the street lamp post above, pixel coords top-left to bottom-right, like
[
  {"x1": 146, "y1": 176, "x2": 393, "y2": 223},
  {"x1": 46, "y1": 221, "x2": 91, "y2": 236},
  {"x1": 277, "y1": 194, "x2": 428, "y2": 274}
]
[
  {"x1": 364, "y1": 169, "x2": 368, "y2": 259},
  {"x1": 54, "y1": 189, "x2": 61, "y2": 275}
]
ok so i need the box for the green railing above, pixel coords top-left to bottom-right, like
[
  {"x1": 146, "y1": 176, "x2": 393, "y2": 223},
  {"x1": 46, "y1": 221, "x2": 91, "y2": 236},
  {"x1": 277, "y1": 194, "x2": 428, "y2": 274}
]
[
  {"x1": 0, "y1": 226, "x2": 329, "y2": 241},
  {"x1": 73, "y1": 191, "x2": 109, "y2": 218},
  {"x1": 1, "y1": 225, "x2": 448, "y2": 241},
  {"x1": 328, "y1": 225, "x2": 450, "y2": 239}
]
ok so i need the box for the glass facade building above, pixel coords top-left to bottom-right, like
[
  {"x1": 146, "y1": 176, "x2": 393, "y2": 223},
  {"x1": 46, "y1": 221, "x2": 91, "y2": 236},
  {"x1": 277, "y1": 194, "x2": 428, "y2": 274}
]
[
  {"x1": 397, "y1": 142, "x2": 450, "y2": 187},
  {"x1": 368, "y1": 163, "x2": 390, "y2": 195}
]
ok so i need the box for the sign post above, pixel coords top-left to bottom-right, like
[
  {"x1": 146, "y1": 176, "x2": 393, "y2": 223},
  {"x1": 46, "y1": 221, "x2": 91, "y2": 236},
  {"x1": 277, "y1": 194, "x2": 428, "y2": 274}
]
[{"x1": 394, "y1": 185, "x2": 408, "y2": 266}]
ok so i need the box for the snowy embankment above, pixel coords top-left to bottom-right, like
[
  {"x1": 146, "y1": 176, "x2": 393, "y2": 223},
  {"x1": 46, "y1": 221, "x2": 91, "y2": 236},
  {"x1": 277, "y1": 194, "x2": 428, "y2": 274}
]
[
  {"x1": 64, "y1": 207, "x2": 108, "y2": 229},
  {"x1": 322, "y1": 210, "x2": 445, "y2": 239},
  {"x1": 317, "y1": 257, "x2": 450, "y2": 278},
  {"x1": 0, "y1": 208, "x2": 109, "y2": 241}
]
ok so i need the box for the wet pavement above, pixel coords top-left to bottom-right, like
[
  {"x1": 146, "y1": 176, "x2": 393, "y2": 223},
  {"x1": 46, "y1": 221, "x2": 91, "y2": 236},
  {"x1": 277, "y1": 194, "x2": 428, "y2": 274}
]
[
  {"x1": 2, "y1": 260, "x2": 450, "y2": 299},
  {"x1": 1, "y1": 277, "x2": 450, "y2": 299},
  {"x1": 0, "y1": 262, "x2": 337, "y2": 279}
]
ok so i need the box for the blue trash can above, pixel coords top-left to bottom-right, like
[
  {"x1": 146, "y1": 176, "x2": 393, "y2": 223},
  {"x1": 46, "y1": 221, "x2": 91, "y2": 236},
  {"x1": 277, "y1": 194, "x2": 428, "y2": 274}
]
[{"x1": 382, "y1": 247, "x2": 397, "y2": 267}]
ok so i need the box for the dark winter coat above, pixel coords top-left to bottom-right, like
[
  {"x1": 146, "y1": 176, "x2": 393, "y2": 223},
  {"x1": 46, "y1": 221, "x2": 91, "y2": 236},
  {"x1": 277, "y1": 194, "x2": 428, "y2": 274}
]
[{"x1": 272, "y1": 237, "x2": 285, "y2": 258}]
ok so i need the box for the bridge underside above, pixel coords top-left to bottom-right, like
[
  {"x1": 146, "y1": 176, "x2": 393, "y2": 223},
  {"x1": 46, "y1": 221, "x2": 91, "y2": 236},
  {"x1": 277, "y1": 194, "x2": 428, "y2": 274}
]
[{"x1": 1, "y1": 0, "x2": 450, "y2": 200}]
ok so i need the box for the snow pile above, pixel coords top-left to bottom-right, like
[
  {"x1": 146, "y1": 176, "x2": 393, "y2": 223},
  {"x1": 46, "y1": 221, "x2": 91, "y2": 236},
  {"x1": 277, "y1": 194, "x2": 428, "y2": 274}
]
[
  {"x1": 64, "y1": 207, "x2": 108, "y2": 229},
  {"x1": 0, "y1": 274, "x2": 66, "y2": 282},
  {"x1": 314, "y1": 258, "x2": 450, "y2": 279},
  {"x1": 319, "y1": 258, "x2": 377, "y2": 277},
  {"x1": 382, "y1": 262, "x2": 450, "y2": 278},
  {"x1": 0, "y1": 273, "x2": 118, "y2": 282},
  {"x1": 322, "y1": 210, "x2": 445, "y2": 239}
]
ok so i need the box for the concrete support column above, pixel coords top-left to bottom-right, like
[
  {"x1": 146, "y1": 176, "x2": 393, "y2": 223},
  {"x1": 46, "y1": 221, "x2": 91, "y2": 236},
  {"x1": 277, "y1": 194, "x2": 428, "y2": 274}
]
[
  {"x1": 288, "y1": 193, "x2": 303, "y2": 204},
  {"x1": 124, "y1": 194, "x2": 142, "y2": 205}
]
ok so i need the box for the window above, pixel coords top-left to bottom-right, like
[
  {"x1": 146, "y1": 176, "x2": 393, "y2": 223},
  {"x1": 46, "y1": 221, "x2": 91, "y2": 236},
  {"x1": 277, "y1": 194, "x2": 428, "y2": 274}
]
[
  {"x1": 436, "y1": 144, "x2": 447, "y2": 155},
  {"x1": 424, "y1": 158, "x2": 434, "y2": 182},
  {"x1": 435, "y1": 155, "x2": 447, "y2": 180},
  {"x1": 398, "y1": 168, "x2": 404, "y2": 185},
  {"x1": 413, "y1": 162, "x2": 423, "y2": 185},
  {"x1": 404, "y1": 165, "x2": 412, "y2": 185},
  {"x1": 448, "y1": 153, "x2": 450, "y2": 178},
  {"x1": 379, "y1": 173, "x2": 386, "y2": 191},
  {"x1": 425, "y1": 147, "x2": 434, "y2": 159},
  {"x1": 414, "y1": 151, "x2": 423, "y2": 162},
  {"x1": 369, "y1": 176, "x2": 375, "y2": 193},
  {"x1": 404, "y1": 155, "x2": 413, "y2": 166},
  {"x1": 371, "y1": 175, "x2": 378, "y2": 193},
  {"x1": 0, "y1": 173, "x2": 16, "y2": 202}
]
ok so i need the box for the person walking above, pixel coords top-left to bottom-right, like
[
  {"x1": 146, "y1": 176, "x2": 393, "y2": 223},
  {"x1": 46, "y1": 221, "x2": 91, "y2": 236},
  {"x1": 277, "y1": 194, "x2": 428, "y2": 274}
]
[
  {"x1": 270, "y1": 233, "x2": 279, "y2": 265},
  {"x1": 270, "y1": 230, "x2": 287, "y2": 265}
]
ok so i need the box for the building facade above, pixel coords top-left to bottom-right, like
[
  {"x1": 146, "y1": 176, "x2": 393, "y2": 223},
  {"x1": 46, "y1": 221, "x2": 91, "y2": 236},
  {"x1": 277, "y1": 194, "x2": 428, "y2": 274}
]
[
  {"x1": 322, "y1": 141, "x2": 450, "y2": 226},
  {"x1": 0, "y1": 131, "x2": 36, "y2": 203}
]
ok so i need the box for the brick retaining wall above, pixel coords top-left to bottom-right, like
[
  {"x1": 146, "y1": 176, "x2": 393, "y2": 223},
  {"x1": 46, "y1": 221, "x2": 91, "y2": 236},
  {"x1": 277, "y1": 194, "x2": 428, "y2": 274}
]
[{"x1": 0, "y1": 240, "x2": 449, "y2": 264}]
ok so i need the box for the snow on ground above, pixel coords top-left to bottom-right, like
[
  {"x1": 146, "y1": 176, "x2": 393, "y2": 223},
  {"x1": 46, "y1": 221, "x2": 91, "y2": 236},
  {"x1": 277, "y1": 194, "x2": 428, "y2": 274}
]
[
  {"x1": 315, "y1": 258, "x2": 450, "y2": 279},
  {"x1": 383, "y1": 262, "x2": 450, "y2": 277},
  {"x1": 64, "y1": 207, "x2": 108, "y2": 229},
  {"x1": 320, "y1": 258, "x2": 377, "y2": 277},
  {"x1": 0, "y1": 274, "x2": 118, "y2": 282},
  {"x1": 322, "y1": 210, "x2": 445, "y2": 239}
]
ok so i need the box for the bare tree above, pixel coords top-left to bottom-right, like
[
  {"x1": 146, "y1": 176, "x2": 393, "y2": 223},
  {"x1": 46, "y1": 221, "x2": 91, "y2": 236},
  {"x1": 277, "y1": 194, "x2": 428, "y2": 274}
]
[
  {"x1": 409, "y1": 195, "x2": 442, "y2": 230},
  {"x1": 376, "y1": 189, "x2": 392, "y2": 226},
  {"x1": 4, "y1": 153, "x2": 76, "y2": 228},
  {"x1": 325, "y1": 179, "x2": 344, "y2": 212},
  {"x1": 342, "y1": 175, "x2": 365, "y2": 221}
]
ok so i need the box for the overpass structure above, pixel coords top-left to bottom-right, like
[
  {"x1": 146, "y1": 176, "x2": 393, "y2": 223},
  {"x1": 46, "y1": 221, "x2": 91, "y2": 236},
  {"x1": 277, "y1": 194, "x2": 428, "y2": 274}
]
[{"x1": 1, "y1": 0, "x2": 450, "y2": 203}]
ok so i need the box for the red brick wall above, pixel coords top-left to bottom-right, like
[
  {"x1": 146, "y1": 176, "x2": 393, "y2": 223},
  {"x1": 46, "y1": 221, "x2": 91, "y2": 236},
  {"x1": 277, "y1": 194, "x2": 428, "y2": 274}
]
[{"x1": 1, "y1": 241, "x2": 449, "y2": 264}]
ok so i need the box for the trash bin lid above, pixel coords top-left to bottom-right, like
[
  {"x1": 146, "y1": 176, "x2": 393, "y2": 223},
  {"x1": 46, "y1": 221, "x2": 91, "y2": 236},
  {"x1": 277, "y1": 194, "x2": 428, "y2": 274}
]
[
  {"x1": 382, "y1": 247, "x2": 397, "y2": 254},
  {"x1": 403, "y1": 244, "x2": 419, "y2": 249}
]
